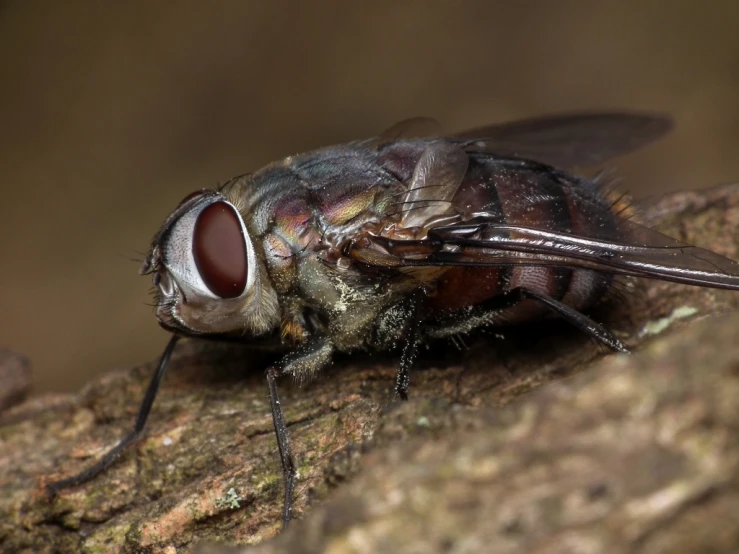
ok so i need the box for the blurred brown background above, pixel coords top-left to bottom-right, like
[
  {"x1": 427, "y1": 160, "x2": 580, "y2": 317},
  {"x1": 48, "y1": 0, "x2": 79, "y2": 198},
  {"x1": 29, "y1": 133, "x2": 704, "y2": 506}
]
[{"x1": 2, "y1": 1, "x2": 739, "y2": 393}]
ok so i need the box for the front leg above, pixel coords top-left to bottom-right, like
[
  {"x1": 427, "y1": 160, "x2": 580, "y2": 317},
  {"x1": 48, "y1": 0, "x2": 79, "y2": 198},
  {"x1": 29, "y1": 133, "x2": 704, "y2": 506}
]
[
  {"x1": 267, "y1": 336, "x2": 334, "y2": 529},
  {"x1": 47, "y1": 335, "x2": 180, "y2": 494}
]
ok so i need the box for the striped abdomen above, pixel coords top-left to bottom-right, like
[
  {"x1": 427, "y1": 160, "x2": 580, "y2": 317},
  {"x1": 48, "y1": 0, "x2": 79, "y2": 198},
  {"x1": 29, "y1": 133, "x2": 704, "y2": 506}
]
[{"x1": 426, "y1": 157, "x2": 616, "y2": 322}]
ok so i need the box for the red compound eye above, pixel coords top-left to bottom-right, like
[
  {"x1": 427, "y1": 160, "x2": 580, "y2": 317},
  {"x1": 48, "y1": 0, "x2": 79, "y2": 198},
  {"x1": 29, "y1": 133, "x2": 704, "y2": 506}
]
[{"x1": 192, "y1": 202, "x2": 247, "y2": 298}]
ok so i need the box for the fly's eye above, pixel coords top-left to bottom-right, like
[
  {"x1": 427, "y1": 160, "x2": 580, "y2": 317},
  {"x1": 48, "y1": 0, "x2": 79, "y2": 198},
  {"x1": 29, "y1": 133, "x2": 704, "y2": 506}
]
[{"x1": 192, "y1": 201, "x2": 247, "y2": 298}]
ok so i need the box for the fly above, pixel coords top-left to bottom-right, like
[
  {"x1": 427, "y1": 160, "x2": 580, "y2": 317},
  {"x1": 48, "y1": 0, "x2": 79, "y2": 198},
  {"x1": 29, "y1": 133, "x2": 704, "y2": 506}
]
[{"x1": 48, "y1": 111, "x2": 739, "y2": 529}]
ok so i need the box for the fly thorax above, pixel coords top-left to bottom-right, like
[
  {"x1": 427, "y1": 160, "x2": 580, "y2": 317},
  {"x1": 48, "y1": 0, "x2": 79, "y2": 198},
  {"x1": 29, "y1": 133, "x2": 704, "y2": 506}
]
[{"x1": 294, "y1": 256, "x2": 391, "y2": 351}]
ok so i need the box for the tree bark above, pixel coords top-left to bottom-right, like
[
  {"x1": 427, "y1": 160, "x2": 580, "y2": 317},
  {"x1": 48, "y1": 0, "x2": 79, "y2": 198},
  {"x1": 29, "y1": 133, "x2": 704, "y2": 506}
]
[{"x1": 2, "y1": 184, "x2": 739, "y2": 554}]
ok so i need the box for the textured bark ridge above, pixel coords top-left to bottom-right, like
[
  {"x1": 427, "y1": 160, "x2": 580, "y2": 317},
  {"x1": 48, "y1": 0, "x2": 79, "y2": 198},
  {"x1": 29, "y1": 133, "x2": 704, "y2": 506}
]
[{"x1": 2, "y1": 184, "x2": 739, "y2": 554}]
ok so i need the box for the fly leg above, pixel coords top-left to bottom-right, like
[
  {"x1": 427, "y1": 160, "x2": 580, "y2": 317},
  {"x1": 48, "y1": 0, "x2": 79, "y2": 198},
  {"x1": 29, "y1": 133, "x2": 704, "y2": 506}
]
[
  {"x1": 47, "y1": 335, "x2": 180, "y2": 494},
  {"x1": 395, "y1": 287, "x2": 428, "y2": 400},
  {"x1": 514, "y1": 288, "x2": 629, "y2": 353},
  {"x1": 266, "y1": 367, "x2": 295, "y2": 530},
  {"x1": 484, "y1": 287, "x2": 629, "y2": 353},
  {"x1": 267, "y1": 336, "x2": 334, "y2": 529}
]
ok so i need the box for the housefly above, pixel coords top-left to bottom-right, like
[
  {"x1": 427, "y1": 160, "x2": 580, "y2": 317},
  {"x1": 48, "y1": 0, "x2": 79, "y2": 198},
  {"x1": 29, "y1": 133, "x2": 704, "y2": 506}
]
[{"x1": 48, "y1": 112, "x2": 739, "y2": 528}]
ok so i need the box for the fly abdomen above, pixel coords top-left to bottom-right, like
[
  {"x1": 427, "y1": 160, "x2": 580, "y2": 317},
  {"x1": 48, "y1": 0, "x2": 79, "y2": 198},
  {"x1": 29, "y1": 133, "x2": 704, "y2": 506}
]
[
  {"x1": 492, "y1": 161, "x2": 574, "y2": 321},
  {"x1": 560, "y1": 268, "x2": 613, "y2": 312},
  {"x1": 429, "y1": 158, "x2": 618, "y2": 321}
]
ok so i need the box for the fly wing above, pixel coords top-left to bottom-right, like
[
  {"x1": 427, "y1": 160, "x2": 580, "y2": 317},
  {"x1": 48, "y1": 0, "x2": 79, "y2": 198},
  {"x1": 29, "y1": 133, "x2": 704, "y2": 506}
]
[
  {"x1": 350, "y1": 213, "x2": 739, "y2": 291},
  {"x1": 349, "y1": 157, "x2": 739, "y2": 291},
  {"x1": 417, "y1": 220, "x2": 739, "y2": 290},
  {"x1": 398, "y1": 141, "x2": 469, "y2": 229},
  {"x1": 364, "y1": 117, "x2": 445, "y2": 150},
  {"x1": 369, "y1": 112, "x2": 671, "y2": 168},
  {"x1": 453, "y1": 112, "x2": 672, "y2": 168}
]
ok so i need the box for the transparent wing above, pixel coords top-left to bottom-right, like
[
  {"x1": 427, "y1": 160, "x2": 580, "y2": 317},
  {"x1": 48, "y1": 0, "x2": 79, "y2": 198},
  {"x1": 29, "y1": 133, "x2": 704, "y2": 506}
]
[
  {"x1": 349, "y1": 165, "x2": 739, "y2": 291},
  {"x1": 371, "y1": 112, "x2": 671, "y2": 168},
  {"x1": 399, "y1": 141, "x2": 469, "y2": 229},
  {"x1": 452, "y1": 111, "x2": 672, "y2": 168},
  {"x1": 349, "y1": 218, "x2": 739, "y2": 290}
]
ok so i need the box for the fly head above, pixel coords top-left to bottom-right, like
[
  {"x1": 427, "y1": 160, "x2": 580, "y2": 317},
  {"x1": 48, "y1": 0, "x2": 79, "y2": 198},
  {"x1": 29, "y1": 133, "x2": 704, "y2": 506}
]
[{"x1": 141, "y1": 189, "x2": 280, "y2": 337}]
